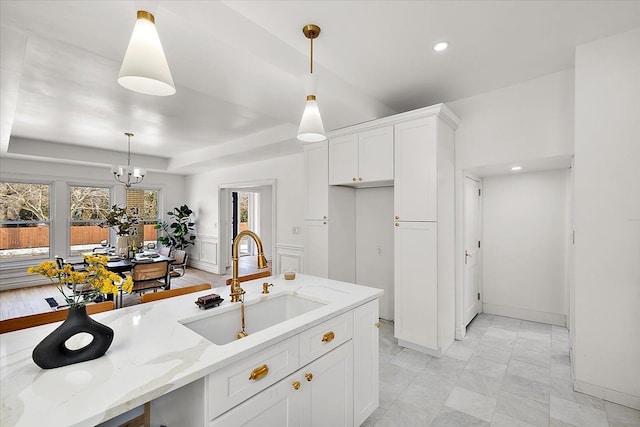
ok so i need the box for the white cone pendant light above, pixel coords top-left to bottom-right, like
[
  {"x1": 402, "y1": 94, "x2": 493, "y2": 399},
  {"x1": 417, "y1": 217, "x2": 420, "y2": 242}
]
[
  {"x1": 118, "y1": 10, "x2": 175, "y2": 96},
  {"x1": 297, "y1": 24, "x2": 326, "y2": 142}
]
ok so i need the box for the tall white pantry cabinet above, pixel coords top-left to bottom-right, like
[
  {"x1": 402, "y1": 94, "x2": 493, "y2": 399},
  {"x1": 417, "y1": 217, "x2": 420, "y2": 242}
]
[
  {"x1": 393, "y1": 113, "x2": 457, "y2": 356},
  {"x1": 303, "y1": 104, "x2": 459, "y2": 357}
]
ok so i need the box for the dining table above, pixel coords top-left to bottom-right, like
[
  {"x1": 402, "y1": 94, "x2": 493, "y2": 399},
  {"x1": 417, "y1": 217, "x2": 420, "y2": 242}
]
[{"x1": 67, "y1": 252, "x2": 176, "y2": 308}]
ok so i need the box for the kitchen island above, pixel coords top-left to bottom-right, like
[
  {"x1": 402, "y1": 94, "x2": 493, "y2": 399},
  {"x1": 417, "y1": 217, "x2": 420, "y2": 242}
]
[{"x1": 0, "y1": 274, "x2": 382, "y2": 426}]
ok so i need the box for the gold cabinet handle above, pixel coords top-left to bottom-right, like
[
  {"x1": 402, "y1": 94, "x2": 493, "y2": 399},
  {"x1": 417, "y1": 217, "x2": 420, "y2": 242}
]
[
  {"x1": 292, "y1": 381, "x2": 301, "y2": 390},
  {"x1": 249, "y1": 364, "x2": 269, "y2": 381},
  {"x1": 323, "y1": 221, "x2": 327, "y2": 225},
  {"x1": 395, "y1": 222, "x2": 399, "y2": 227},
  {"x1": 305, "y1": 372, "x2": 313, "y2": 382},
  {"x1": 352, "y1": 177, "x2": 356, "y2": 181},
  {"x1": 375, "y1": 322, "x2": 381, "y2": 328},
  {"x1": 322, "y1": 331, "x2": 335, "y2": 343},
  {"x1": 395, "y1": 216, "x2": 399, "y2": 220},
  {"x1": 322, "y1": 216, "x2": 327, "y2": 220},
  {"x1": 358, "y1": 177, "x2": 363, "y2": 181}
]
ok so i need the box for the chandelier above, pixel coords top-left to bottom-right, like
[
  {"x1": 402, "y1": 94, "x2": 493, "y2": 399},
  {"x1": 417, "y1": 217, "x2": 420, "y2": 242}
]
[{"x1": 112, "y1": 133, "x2": 146, "y2": 187}]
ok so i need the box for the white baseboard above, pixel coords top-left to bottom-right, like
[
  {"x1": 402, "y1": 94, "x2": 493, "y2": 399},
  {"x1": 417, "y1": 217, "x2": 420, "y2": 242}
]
[
  {"x1": 398, "y1": 338, "x2": 443, "y2": 358},
  {"x1": 455, "y1": 325, "x2": 467, "y2": 341},
  {"x1": 573, "y1": 379, "x2": 640, "y2": 410},
  {"x1": 483, "y1": 303, "x2": 566, "y2": 326}
]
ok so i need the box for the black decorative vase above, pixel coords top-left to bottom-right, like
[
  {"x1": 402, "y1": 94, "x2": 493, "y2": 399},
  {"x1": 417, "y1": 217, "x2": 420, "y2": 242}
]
[{"x1": 32, "y1": 306, "x2": 114, "y2": 369}]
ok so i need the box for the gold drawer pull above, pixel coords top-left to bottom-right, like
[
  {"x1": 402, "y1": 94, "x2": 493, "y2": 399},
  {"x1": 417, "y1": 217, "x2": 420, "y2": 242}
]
[
  {"x1": 375, "y1": 322, "x2": 381, "y2": 328},
  {"x1": 358, "y1": 177, "x2": 363, "y2": 181},
  {"x1": 249, "y1": 364, "x2": 269, "y2": 381},
  {"x1": 322, "y1": 331, "x2": 335, "y2": 343},
  {"x1": 352, "y1": 177, "x2": 356, "y2": 181},
  {"x1": 305, "y1": 373, "x2": 313, "y2": 382},
  {"x1": 395, "y1": 216, "x2": 399, "y2": 220},
  {"x1": 395, "y1": 222, "x2": 399, "y2": 227},
  {"x1": 292, "y1": 381, "x2": 301, "y2": 390}
]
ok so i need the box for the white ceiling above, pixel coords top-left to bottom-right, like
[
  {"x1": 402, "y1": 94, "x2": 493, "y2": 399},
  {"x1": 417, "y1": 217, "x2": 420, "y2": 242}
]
[{"x1": 1, "y1": 1, "x2": 638, "y2": 175}]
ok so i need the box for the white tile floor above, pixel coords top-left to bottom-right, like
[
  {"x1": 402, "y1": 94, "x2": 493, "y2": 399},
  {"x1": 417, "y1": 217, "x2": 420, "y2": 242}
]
[{"x1": 364, "y1": 313, "x2": 640, "y2": 427}]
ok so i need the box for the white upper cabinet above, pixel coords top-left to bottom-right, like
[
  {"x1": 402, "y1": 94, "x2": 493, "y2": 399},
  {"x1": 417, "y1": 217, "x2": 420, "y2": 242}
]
[
  {"x1": 394, "y1": 117, "x2": 438, "y2": 222},
  {"x1": 304, "y1": 142, "x2": 328, "y2": 221},
  {"x1": 328, "y1": 134, "x2": 358, "y2": 185},
  {"x1": 329, "y1": 125, "x2": 394, "y2": 186}
]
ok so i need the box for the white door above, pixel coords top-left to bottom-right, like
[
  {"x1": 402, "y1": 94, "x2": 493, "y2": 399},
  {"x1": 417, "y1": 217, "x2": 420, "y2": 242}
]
[
  {"x1": 463, "y1": 176, "x2": 482, "y2": 326},
  {"x1": 302, "y1": 342, "x2": 353, "y2": 427},
  {"x1": 394, "y1": 221, "x2": 438, "y2": 350},
  {"x1": 304, "y1": 142, "x2": 328, "y2": 220},
  {"x1": 394, "y1": 117, "x2": 437, "y2": 221},
  {"x1": 353, "y1": 300, "x2": 379, "y2": 426},
  {"x1": 210, "y1": 371, "x2": 302, "y2": 427},
  {"x1": 358, "y1": 125, "x2": 394, "y2": 183},
  {"x1": 329, "y1": 134, "x2": 358, "y2": 185},
  {"x1": 304, "y1": 220, "x2": 328, "y2": 278}
]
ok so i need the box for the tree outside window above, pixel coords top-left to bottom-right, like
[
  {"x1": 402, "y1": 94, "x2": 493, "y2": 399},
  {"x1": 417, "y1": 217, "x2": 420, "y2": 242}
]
[
  {"x1": 0, "y1": 182, "x2": 51, "y2": 261},
  {"x1": 69, "y1": 186, "x2": 110, "y2": 255}
]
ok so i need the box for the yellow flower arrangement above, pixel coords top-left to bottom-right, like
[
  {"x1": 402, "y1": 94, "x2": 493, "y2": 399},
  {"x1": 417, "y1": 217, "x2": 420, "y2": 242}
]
[{"x1": 28, "y1": 254, "x2": 133, "y2": 308}]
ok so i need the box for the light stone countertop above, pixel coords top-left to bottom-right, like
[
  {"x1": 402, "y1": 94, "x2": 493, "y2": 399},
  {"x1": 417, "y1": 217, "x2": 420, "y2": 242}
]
[{"x1": 0, "y1": 274, "x2": 383, "y2": 427}]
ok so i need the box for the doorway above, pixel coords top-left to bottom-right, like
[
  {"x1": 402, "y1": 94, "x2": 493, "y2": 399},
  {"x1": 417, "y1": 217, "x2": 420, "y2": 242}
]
[
  {"x1": 231, "y1": 191, "x2": 260, "y2": 257},
  {"x1": 219, "y1": 180, "x2": 276, "y2": 274}
]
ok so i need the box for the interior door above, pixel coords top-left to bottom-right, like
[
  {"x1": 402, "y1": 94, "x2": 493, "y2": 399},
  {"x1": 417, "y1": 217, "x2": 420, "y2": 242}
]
[{"x1": 463, "y1": 176, "x2": 482, "y2": 326}]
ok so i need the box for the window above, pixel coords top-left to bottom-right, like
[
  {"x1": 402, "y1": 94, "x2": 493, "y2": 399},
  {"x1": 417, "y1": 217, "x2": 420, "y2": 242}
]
[
  {"x1": 69, "y1": 185, "x2": 110, "y2": 255},
  {"x1": 126, "y1": 189, "x2": 159, "y2": 248},
  {"x1": 0, "y1": 182, "x2": 51, "y2": 262}
]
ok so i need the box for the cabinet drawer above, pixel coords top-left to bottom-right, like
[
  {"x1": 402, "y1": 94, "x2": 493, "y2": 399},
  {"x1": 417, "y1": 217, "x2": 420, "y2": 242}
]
[
  {"x1": 208, "y1": 336, "x2": 299, "y2": 419},
  {"x1": 299, "y1": 311, "x2": 352, "y2": 366}
]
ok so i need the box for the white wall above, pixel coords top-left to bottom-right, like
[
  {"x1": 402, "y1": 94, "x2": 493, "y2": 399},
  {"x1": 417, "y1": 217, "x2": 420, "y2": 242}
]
[
  {"x1": 448, "y1": 69, "x2": 575, "y2": 337},
  {"x1": 355, "y1": 187, "x2": 394, "y2": 320},
  {"x1": 482, "y1": 169, "x2": 570, "y2": 325},
  {"x1": 185, "y1": 153, "x2": 305, "y2": 274},
  {"x1": 573, "y1": 28, "x2": 640, "y2": 409}
]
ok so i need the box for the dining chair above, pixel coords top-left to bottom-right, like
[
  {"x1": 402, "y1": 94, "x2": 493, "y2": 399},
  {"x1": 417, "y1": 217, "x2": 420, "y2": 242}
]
[
  {"x1": 158, "y1": 246, "x2": 171, "y2": 257},
  {"x1": 0, "y1": 301, "x2": 115, "y2": 334},
  {"x1": 140, "y1": 283, "x2": 211, "y2": 304},
  {"x1": 170, "y1": 249, "x2": 188, "y2": 278},
  {"x1": 55, "y1": 256, "x2": 94, "y2": 295},
  {"x1": 131, "y1": 260, "x2": 170, "y2": 293}
]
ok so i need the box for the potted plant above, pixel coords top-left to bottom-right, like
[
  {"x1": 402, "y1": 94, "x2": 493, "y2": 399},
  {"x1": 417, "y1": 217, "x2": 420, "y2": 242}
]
[
  {"x1": 155, "y1": 204, "x2": 196, "y2": 251},
  {"x1": 100, "y1": 205, "x2": 141, "y2": 254}
]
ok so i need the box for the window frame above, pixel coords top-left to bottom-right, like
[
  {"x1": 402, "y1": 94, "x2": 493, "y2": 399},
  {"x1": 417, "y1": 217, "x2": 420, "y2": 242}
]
[
  {"x1": 0, "y1": 179, "x2": 53, "y2": 265},
  {"x1": 125, "y1": 187, "x2": 162, "y2": 247},
  {"x1": 68, "y1": 184, "x2": 112, "y2": 256}
]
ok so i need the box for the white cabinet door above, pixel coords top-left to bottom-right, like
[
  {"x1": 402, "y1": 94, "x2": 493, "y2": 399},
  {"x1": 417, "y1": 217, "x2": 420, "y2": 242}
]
[
  {"x1": 394, "y1": 221, "x2": 438, "y2": 350},
  {"x1": 304, "y1": 220, "x2": 328, "y2": 278},
  {"x1": 329, "y1": 134, "x2": 358, "y2": 185},
  {"x1": 394, "y1": 117, "x2": 437, "y2": 221},
  {"x1": 353, "y1": 300, "x2": 379, "y2": 426},
  {"x1": 210, "y1": 371, "x2": 302, "y2": 427},
  {"x1": 358, "y1": 126, "x2": 393, "y2": 183},
  {"x1": 304, "y1": 142, "x2": 328, "y2": 220},
  {"x1": 301, "y1": 342, "x2": 354, "y2": 427}
]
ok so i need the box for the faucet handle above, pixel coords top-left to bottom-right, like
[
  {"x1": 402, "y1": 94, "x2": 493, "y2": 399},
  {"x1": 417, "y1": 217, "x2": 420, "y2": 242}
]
[{"x1": 262, "y1": 283, "x2": 274, "y2": 294}]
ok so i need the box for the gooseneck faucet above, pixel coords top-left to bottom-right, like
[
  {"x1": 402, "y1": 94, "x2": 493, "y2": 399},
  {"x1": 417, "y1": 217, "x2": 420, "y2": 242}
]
[{"x1": 230, "y1": 230, "x2": 268, "y2": 303}]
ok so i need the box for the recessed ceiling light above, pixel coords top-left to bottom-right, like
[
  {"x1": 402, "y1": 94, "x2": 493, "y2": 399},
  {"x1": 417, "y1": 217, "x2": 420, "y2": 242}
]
[
  {"x1": 511, "y1": 166, "x2": 522, "y2": 171},
  {"x1": 433, "y1": 41, "x2": 449, "y2": 52}
]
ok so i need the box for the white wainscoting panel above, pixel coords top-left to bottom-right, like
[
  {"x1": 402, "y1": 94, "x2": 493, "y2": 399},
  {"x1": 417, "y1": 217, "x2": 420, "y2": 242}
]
[
  {"x1": 190, "y1": 234, "x2": 219, "y2": 274},
  {"x1": 274, "y1": 244, "x2": 304, "y2": 276}
]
